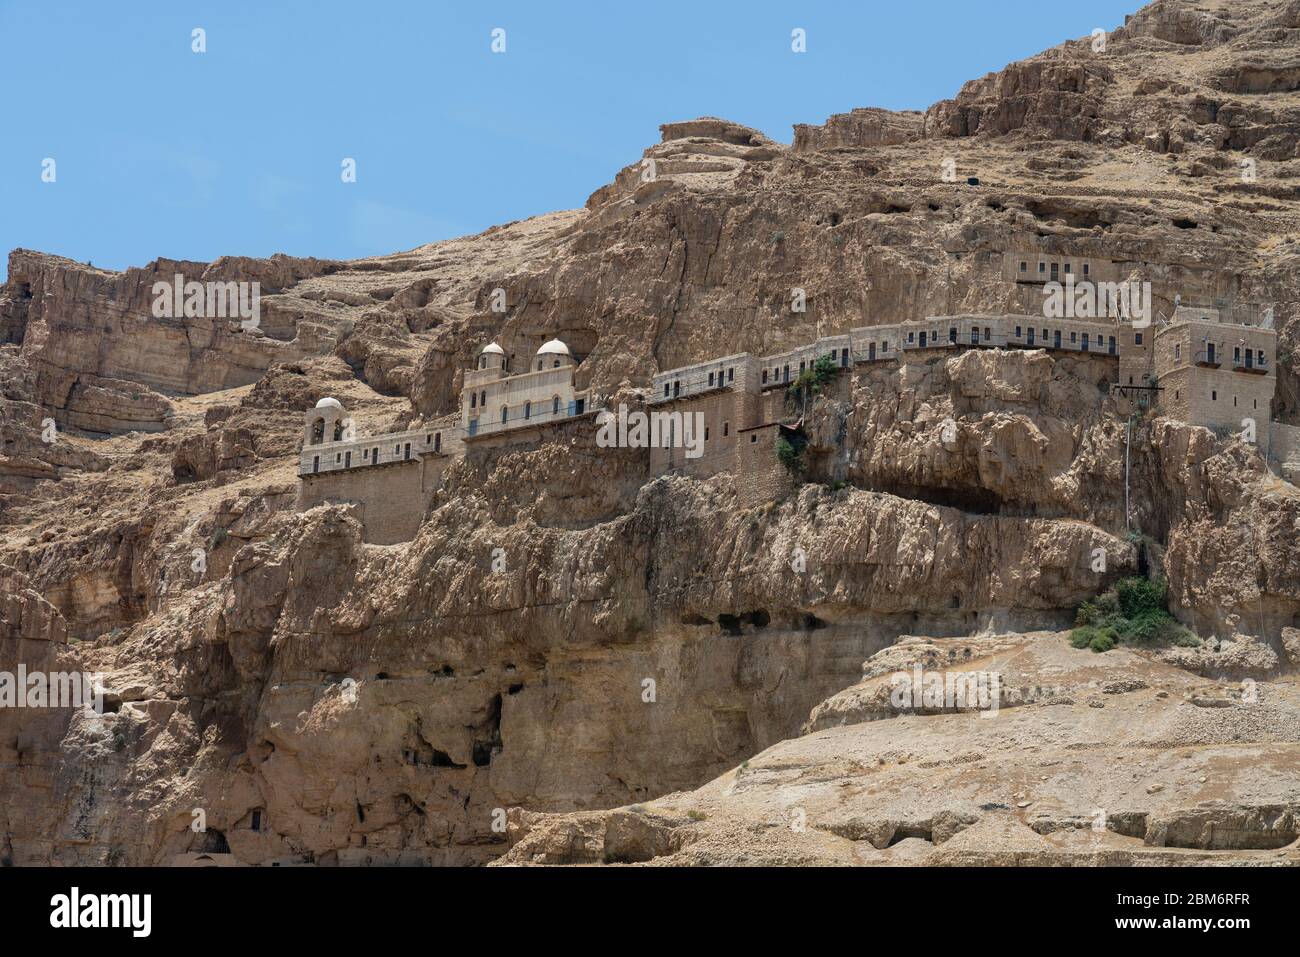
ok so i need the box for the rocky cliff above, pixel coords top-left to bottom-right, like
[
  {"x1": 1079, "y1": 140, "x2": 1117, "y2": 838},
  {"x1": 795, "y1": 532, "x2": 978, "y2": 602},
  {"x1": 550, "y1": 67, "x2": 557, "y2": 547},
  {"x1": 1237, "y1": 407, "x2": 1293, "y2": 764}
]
[{"x1": 3, "y1": 0, "x2": 1300, "y2": 866}]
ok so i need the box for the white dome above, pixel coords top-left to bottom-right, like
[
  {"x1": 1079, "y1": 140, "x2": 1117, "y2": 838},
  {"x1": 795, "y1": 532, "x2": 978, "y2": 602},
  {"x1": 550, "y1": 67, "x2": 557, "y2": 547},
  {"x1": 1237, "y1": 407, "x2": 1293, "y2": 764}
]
[
  {"x1": 315, "y1": 397, "x2": 344, "y2": 411},
  {"x1": 481, "y1": 342, "x2": 505, "y2": 355},
  {"x1": 536, "y1": 339, "x2": 571, "y2": 356}
]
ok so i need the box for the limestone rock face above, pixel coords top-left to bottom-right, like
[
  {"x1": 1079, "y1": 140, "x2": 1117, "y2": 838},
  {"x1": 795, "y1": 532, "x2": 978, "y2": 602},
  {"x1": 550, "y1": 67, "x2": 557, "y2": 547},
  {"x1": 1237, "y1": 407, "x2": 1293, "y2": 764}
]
[
  {"x1": 496, "y1": 633, "x2": 1300, "y2": 865},
  {"x1": 2, "y1": 0, "x2": 1300, "y2": 867},
  {"x1": 794, "y1": 108, "x2": 925, "y2": 151}
]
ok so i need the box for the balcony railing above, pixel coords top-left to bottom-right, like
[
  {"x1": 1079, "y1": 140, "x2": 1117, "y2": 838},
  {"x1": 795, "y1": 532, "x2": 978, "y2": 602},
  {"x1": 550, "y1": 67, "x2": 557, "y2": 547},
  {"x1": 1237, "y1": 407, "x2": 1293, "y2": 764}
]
[
  {"x1": 1195, "y1": 349, "x2": 1221, "y2": 369},
  {"x1": 466, "y1": 400, "x2": 598, "y2": 439},
  {"x1": 1233, "y1": 355, "x2": 1269, "y2": 375}
]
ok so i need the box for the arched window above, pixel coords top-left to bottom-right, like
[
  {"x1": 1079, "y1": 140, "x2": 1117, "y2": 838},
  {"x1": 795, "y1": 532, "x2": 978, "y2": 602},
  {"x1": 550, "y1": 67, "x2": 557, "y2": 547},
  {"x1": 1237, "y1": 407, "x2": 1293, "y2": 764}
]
[
  {"x1": 479, "y1": 356, "x2": 486, "y2": 369},
  {"x1": 552, "y1": 395, "x2": 560, "y2": 415},
  {"x1": 524, "y1": 400, "x2": 532, "y2": 419},
  {"x1": 553, "y1": 359, "x2": 561, "y2": 368},
  {"x1": 536, "y1": 360, "x2": 543, "y2": 371},
  {"x1": 480, "y1": 390, "x2": 486, "y2": 407},
  {"x1": 311, "y1": 418, "x2": 325, "y2": 444},
  {"x1": 332, "y1": 421, "x2": 343, "y2": 442},
  {"x1": 471, "y1": 393, "x2": 477, "y2": 409},
  {"x1": 501, "y1": 406, "x2": 508, "y2": 423}
]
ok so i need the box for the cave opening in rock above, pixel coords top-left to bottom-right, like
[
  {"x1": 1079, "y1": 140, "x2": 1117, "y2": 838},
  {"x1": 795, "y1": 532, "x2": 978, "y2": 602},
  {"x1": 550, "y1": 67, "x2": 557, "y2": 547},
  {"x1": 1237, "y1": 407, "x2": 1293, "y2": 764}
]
[
  {"x1": 430, "y1": 749, "x2": 466, "y2": 769},
  {"x1": 471, "y1": 694, "x2": 503, "y2": 767},
  {"x1": 888, "y1": 825, "x2": 933, "y2": 846}
]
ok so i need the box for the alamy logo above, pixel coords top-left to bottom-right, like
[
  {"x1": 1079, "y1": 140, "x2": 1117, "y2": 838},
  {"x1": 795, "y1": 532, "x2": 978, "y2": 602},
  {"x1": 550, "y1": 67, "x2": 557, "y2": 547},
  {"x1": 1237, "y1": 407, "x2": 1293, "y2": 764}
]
[
  {"x1": 1042, "y1": 277, "x2": 1151, "y2": 327},
  {"x1": 50, "y1": 887, "x2": 151, "y2": 938},
  {"x1": 151, "y1": 273, "x2": 260, "y2": 330},
  {"x1": 0, "y1": 666, "x2": 104, "y2": 711},
  {"x1": 595, "y1": 404, "x2": 705, "y2": 459},
  {"x1": 890, "y1": 665, "x2": 1001, "y2": 714}
]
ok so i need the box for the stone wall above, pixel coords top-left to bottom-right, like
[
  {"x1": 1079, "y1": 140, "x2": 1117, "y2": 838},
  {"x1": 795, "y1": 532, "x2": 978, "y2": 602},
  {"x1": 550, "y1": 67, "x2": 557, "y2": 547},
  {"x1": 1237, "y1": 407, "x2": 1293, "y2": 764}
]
[
  {"x1": 1159, "y1": 366, "x2": 1274, "y2": 453},
  {"x1": 735, "y1": 424, "x2": 794, "y2": 507},
  {"x1": 297, "y1": 457, "x2": 432, "y2": 545}
]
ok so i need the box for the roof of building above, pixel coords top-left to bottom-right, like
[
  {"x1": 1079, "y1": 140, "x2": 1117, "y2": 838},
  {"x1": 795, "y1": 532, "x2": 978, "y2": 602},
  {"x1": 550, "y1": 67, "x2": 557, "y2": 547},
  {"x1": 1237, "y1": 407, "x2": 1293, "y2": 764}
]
[
  {"x1": 481, "y1": 342, "x2": 505, "y2": 355},
  {"x1": 314, "y1": 397, "x2": 344, "y2": 410},
  {"x1": 537, "y1": 338, "x2": 571, "y2": 356}
]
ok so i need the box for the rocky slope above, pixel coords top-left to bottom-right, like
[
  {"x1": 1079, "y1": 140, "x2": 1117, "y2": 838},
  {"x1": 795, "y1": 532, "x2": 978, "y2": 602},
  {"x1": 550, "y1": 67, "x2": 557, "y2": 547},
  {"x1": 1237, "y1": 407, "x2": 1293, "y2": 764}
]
[{"x1": 2, "y1": 0, "x2": 1300, "y2": 866}]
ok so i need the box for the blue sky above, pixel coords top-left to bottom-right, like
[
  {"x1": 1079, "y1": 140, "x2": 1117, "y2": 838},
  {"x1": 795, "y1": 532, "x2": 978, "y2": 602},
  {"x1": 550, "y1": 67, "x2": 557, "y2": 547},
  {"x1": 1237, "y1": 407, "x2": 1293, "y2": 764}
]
[{"x1": 0, "y1": 0, "x2": 1142, "y2": 281}]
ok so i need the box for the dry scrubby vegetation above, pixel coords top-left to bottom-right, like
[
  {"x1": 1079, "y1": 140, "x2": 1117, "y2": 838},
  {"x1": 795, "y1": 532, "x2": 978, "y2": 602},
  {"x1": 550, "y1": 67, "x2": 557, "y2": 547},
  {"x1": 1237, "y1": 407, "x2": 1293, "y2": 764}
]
[{"x1": 1071, "y1": 577, "x2": 1200, "y2": 653}]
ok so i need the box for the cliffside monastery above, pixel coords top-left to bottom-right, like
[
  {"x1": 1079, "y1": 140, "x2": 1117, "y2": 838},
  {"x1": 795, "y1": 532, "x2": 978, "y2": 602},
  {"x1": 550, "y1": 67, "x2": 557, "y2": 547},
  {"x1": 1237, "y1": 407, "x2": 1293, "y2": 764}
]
[{"x1": 297, "y1": 254, "x2": 1288, "y2": 544}]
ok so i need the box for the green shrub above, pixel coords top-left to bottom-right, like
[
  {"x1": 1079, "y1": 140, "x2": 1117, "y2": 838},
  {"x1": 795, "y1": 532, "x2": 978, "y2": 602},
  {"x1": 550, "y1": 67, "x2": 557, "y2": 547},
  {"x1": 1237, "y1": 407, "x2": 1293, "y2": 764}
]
[
  {"x1": 1070, "y1": 627, "x2": 1098, "y2": 649},
  {"x1": 1071, "y1": 577, "x2": 1195, "y2": 651},
  {"x1": 787, "y1": 355, "x2": 838, "y2": 399},
  {"x1": 1075, "y1": 591, "x2": 1119, "y2": 626},
  {"x1": 776, "y1": 438, "x2": 799, "y2": 470},
  {"x1": 1124, "y1": 608, "x2": 1172, "y2": 644},
  {"x1": 1117, "y1": 577, "x2": 1167, "y2": 620},
  {"x1": 1089, "y1": 631, "x2": 1116, "y2": 653}
]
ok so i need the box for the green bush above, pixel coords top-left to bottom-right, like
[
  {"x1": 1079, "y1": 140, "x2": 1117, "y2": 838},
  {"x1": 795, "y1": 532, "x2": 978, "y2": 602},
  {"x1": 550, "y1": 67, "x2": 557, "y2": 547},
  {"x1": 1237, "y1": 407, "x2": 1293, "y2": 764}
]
[
  {"x1": 1069, "y1": 626, "x2": 1098, "y2": 649},
  {"x1": 1075, "y1": 592, "x2": 1119, "y2": 626},
  {"x1": 1125, "y1": 608, "x2": 1172, "y2": 644},
  {"x1": 1116, "y1": 577, "x2": 1166, "y2": 620},
  {"x1": 776, "y1": 437, "x2": 803, "y2": 472},
  {"x1": 787, "y1": 355, "x2": 839, "y2": 399},
  {"x1": 1089, "y1": 631, "x2": 1116, "y2": 653},
  {"x1": 1071, "y1": 577, "x2": 1193, "y2": 651}
]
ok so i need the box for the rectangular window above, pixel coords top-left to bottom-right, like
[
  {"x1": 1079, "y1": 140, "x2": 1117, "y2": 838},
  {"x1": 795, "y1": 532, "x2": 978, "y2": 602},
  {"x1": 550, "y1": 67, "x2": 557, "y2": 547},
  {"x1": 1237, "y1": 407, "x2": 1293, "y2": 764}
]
[
  {"x1": 1135, "y1": 333, "x2": 1143, "y2": 345},
  {"x1": 728, "y1": 368, "x2": 734, "y2": 382},
  {"x1": 708, "y1": 372, "x2": 714, "y2": 386},
  {"x1": 1015, "y1": 326, "x2": 1022, "y2": 338},
  {"x1": 1175, "y1": 344, "x2": 1180, "y2": 359},
  {"x1": 1071, "y1": 331, "x2": 1077, "y2": 343},
  {"x1": 1019, "y1": 261, "x2": 1027, "y2": 272},
  {"x1": 1083, "y1": 263, "x2": 1090, "y2": 277}
]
